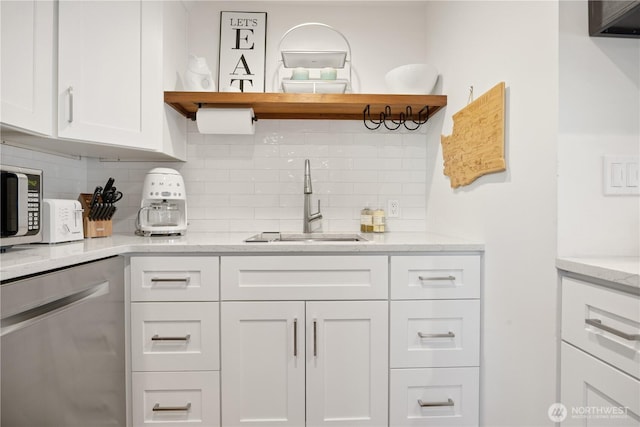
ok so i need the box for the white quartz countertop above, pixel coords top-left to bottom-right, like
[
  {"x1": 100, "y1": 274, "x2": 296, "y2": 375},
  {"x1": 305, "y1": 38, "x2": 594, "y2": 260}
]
[
  {"x1": 556, "y1": 256, "x2": 640, "y2": 288},
  {"x1": 0, "y1": 232, "x2": 483, "y2": 282}
]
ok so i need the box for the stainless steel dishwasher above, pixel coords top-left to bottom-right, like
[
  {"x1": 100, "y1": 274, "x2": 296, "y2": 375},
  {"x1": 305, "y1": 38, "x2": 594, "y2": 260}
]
[{"x1": 1, "y1": 256, "x2": 125, "y2": 427}]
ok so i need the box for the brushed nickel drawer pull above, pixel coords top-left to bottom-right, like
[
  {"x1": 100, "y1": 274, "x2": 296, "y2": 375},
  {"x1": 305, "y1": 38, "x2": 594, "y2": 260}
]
[
  {"x1": 151, "y1": 334, "x2": 191, "y2": 342},
  {"x1": 293, "y1": 318, "x2": 298, "y2": 357},
  {"x1": 150, "y1": 277, "x2": 191, "y2": 284},
  {"x1": 152, "y1": 402, "x2": 192, "y2": 412},
  {"x1": 313, "y1": 319, "x2": 318, "y2": 357},
  {"x1": 419, "y1": 275, "x2": 456, "y2": 281},
  {"x1": 585, "y1": 319, "x2": 640, "y2": 341},
  {"x1": 67, "y1": 86, "x2": 74, "y2": 123},
  {"x1": 418, "y1": 398, "x2": 454, "y2": 407},
  {"x1": 418, "y1": 331, "x2": 455, "y2": 338}
]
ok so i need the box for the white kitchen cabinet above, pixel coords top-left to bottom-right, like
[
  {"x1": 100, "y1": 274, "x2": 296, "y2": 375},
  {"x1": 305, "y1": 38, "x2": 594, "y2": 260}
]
[
  {"x1": 221, "y1": 302, "x2": 306, "y2": 426},
  {"x1": 221, "y1": 300, "x2": 389, "y2": 427},
  {"x1": 0, "y1": 0, "x2": 55, "y2": 135},
  {"x1": 3, "y1": 0, "x2": 187, "y2": 160},
  {"x1": 559, "y1": 273, "x2": 640, "y2": 427},
  {"x1": 57, "y1": 0, "x2": 157, "y2": 150},
  {"x1": 561, "y1": 277, "x2": 640, "y2": 378},
  {"x1": 130, "y1": 255, "x2": 219, "y2": 302},
  {"x1": 389, "y1": 367, "x2": 480, "y2": 427},
  {"x1": 221, "y1": 255, "x2": 388, "y2": 301},
  {"x1": 390, "y1": 300, "x2": 480, "y2": 368},
  {"x1": 130, "y1": 255, "x2": 220, "y2": 427},
  {"x1": 131, "y1": 302, "x2": 219, "y2": 372},
  {"x1": 305, "y1": 301, "x2": 388, "y2": 427},
  {"x1": 390, "y1": 255, "x2": 481, "y2": 300},
  {"x1": 389, "y1": 255, "x2": 481, "y2": 427},
  {"x1": 132, "y1": 371, "x2": 220, "y2": 427},
  {"x1": 561, "y1": 343, "x2": 640, "y2": 427}
]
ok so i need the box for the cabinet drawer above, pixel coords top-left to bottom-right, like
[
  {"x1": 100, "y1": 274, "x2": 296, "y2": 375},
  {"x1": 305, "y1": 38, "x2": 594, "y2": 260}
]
[
  {"x1": 390, "y1": 300, "x2": 480, "y2": 368},
  {"x1": 131, "y1": 302, "x2": 219, "y2": 372},
  {"x1": 390, "y1": 367, "x2": 479, "y2": 427},
  {"x1": 561, "y1": 342, "x2": 640, "y2": 426},
  {"x1": 221, "y1": 255, "x2": 388, "y2": 300},
  {"x1": 130, "y1": 256, "x2": 219, "y2": 301},
  {"x1": 132, "y1": 371, "x2": 220, "y2": 427},
  {"x1": 562, "y1": 277, "x2": 640, "y2": 377},
  {"x1": 390, "y1": 255, "x2": 481, "y2": 300}
]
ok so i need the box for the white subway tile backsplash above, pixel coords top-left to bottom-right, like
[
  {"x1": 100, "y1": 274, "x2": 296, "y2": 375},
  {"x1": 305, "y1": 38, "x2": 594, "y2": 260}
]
[
  {"x1": 230, "y1": 169, "x2": 279, "y2": 182},
  {"x1": 32, "y1": 119, "x2": 431, "y2": 234},
  {"x1": 205, "y1": 182, "x2": 254, "y2": 195},
  {"x1": 230, "y1": 194, "x2": 278, "y2": 207},
  {"x1": 1, "y1": 145, "x2": 87, "y2": 200}
]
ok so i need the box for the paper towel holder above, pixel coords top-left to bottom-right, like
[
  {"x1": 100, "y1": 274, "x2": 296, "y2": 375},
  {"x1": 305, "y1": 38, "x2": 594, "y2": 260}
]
[{"x1": 196, "y1": 104, "x2": 258, "y2": 123}]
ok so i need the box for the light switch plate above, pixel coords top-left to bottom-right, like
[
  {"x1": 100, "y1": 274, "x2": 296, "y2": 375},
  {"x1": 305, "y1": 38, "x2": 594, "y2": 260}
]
[{"x1": 603, "y1": 156, "x2": 639, "y2": 195}]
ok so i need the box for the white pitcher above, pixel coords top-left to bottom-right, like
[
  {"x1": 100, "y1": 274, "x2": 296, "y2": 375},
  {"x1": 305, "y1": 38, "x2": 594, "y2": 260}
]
[{"x1": 184, "y1": 54, "x2": 215, "y2": 91}]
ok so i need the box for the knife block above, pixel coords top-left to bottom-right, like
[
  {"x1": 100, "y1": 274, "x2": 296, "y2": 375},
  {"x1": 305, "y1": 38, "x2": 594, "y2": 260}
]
[{"x1": 78, "y1": 193, "x2": 113, "y2": 238}]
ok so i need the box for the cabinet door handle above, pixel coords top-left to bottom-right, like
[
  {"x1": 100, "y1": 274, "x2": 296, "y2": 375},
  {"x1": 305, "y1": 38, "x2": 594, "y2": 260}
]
[
  {"x1": 418, "y1": 275, "x2": 456, "y2": 281},
  {"x1": 151, "y1": 334, "x2": 191, "y2": 342},
  {"x1": 293, "y1": 318, "x2": 298, "y2": 357},
  {"x1": 313, "y1": 319, "x2": 317, "y2": 357},
  {"x1": 585, "y1": 318, "x2": 640, "y2": 341},
  {"x1": 67, "y1": 86, "x2": 74, "y2": 123},
  {"x1": 418, "y1": 398, "x2": 454, "y2": 407},
  {"x1": 418, "y1": 331, "x2": 455, "y2": 338},
  {"x1": 152, "y1": 402, "x2": 191, "y2": 412},
  {"x1": 150, "y1": 277, "x2": 191, "y2": 284}
]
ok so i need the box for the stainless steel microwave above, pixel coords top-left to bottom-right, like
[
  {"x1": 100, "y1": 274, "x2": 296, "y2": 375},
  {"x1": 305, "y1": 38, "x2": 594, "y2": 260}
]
[{"x1": 1, "y1": 165, "x2": 43, "y2": 249}]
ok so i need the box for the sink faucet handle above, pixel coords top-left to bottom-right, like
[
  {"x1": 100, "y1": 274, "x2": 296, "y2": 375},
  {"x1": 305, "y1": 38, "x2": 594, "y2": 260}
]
[{"x1": 310, "y1": 199, "x2": 323, "y2": 222}]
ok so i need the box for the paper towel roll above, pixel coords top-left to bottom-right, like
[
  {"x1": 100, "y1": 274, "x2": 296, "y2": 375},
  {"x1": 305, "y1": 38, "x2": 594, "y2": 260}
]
[{"x1": 196, "y1": 108, "x2": 256, "y2": 135}]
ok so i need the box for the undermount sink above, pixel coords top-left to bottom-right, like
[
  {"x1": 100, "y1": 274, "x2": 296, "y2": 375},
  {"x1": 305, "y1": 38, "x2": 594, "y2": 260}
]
[{"x1": 244, "y1": 232, "x2": 369, "y2": 243}]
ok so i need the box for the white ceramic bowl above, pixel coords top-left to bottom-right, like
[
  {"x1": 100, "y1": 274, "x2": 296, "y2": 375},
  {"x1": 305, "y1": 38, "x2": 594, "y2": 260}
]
[{"x1": 384, "y1": 64, "x2": 438, "y2": 94}]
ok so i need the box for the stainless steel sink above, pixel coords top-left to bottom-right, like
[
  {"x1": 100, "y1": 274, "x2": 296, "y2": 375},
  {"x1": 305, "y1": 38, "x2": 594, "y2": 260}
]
[{"x1": 244, "y1": 232, "x2": 369, "y2": 243}]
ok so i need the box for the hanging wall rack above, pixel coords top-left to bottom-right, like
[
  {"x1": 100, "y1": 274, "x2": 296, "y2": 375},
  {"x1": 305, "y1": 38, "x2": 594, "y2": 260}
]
[
  {"x1": 362, "y1": 104, "x2": 430, "y2": 131},
  {"x1": 164, "y1": 92, "x2": 447, "y2": 130}
]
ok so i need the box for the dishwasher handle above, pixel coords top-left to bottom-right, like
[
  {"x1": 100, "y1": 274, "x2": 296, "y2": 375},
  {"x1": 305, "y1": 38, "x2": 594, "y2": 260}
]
[{"x1": 0, "y1": 281, "x2": 110, "y2": 337}]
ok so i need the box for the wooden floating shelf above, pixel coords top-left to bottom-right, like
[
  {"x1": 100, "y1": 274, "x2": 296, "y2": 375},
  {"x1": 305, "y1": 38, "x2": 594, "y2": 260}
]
[{"x1": 164, "y1": 91, "x2": 447, "y2": 122}]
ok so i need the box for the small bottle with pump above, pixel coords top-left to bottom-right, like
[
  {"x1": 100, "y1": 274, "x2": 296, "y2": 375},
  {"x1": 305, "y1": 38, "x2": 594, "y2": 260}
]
[
  {"x1": 360, "y1": 207, "x2": 373, "y2": 232},
  {"x1": 373, "y1": 208, "x2": 386, "y2": 233}
]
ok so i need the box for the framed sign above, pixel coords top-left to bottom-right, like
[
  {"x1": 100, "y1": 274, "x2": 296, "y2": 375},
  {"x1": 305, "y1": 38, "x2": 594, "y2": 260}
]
[{"x1": 218, "y1": 11, "x2": 267, "y2": 93}]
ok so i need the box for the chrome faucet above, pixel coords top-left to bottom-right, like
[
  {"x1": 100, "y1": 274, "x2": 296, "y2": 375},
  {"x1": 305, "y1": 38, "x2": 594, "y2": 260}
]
[{"x1": 303, "y1": 159, "x2": 322, "y2": 233}]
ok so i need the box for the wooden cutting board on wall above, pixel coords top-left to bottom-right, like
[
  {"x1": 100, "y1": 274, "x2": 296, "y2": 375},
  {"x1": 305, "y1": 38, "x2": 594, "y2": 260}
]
[{"x1": 440, "y1": 82, "x2": 506, "y2": 188}]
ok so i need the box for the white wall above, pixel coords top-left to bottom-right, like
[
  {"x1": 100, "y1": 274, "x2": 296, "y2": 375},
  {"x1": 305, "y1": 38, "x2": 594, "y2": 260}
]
[
  {"x1": 558, "y1": 0, "x2": 640, "y2": 257},
  {"x1": 422, "y1": 2, "x2": 558, "y2": 426},
  {"x1": 187, "y1": 1, "x2": 430, "y2": 93}
]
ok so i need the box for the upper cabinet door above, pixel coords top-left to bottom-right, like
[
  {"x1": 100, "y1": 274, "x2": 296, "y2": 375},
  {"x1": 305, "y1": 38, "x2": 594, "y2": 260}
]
[
  {"x1": 57, "y1": 0, "x2": 159, "y2": 150},
  {"x1": 1, "y1": 0, "x2": 54, "y2": 135}
]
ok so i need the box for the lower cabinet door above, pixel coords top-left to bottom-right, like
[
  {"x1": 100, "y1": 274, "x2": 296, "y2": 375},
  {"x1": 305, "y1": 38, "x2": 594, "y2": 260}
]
[
  {"x1": 132, "y1": 371, "x2": 220, "y2": 426},
  {"x1": 221, "y1": 301, "x2": 306, "y2": 426},
  {"x1": 561, "y1": 342, "x2": 640, "y2": 426},
  {"x1": 306, "y1": 301, "x2": 389, "y2": 427},
  {"x1": 389, "y1": 367, "x2": 479, "y2": 427}
]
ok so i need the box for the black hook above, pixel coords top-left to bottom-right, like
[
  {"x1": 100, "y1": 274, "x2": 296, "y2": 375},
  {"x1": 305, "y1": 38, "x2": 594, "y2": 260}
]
[
  {"x1": 363, "y1": 105, "x2": 383, "y2": 130},
  {"x1": 363, "y1": 104, "x2": 430, "y2": 131}
]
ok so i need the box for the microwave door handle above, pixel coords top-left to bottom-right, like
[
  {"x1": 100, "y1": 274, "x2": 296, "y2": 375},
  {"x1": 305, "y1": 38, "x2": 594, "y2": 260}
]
[{"x1": 16, "y1": 173, "x2": 29, "y2": 235}]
